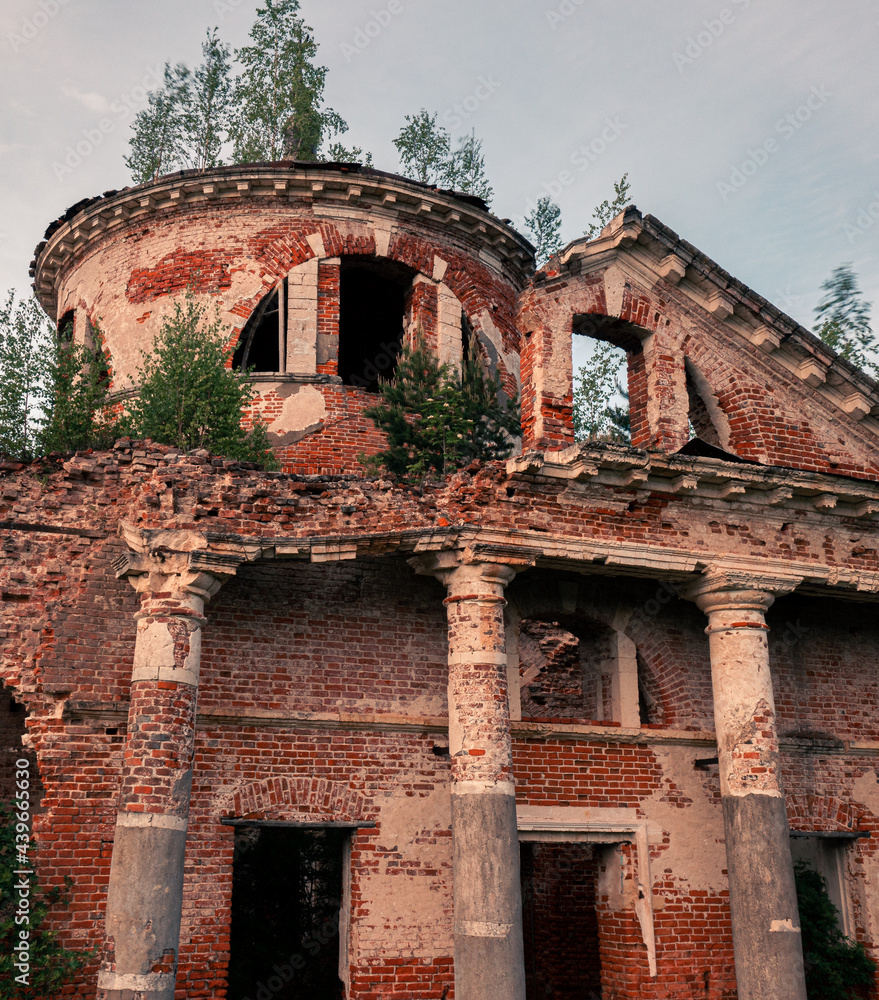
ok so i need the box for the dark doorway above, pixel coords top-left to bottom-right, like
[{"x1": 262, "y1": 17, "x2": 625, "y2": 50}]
[
  {"x1": 228, "y1": 825, "x2": 346, "y2": 1000},
  {"x1": 338, "y1": 258, "x2": 410, "y2": 391},
  {"x1": 520, "y1": 841, "x2": 602, "y2": 999}
]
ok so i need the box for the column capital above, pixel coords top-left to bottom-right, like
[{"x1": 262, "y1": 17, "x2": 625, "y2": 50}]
[
  {"x1": 115, "y1": 523, "x2": 245, "y2": 600},
  {"x1": 408, "y1": 546, "x2": 534, "y2": 591},
  {"x1": 681, "y1": 567, "x2": 801, "y2": 616}
]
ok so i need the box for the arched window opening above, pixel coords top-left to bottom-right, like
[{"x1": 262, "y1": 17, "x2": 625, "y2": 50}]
[
  {"x1": 233, "y1": 279, "x2": 287, "y2": 373},
  {"x1": 57, "y1": 309, "x2": 75, "y2": 342},
  {"x1": 571, "y1": 315, "x2": 639, "y2": 444},
  {"x1": 678, "y1": 358, "x2": 745, "y2": 461},
  {"x1": 338, "y1": 257, "x2": 414, "y2": 391},
  {"x1": 518, "y1": 614, "x2": 643, "y2": 726}
]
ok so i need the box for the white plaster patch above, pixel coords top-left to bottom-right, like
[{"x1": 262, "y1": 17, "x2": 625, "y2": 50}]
[
  {"x1": 475, "y1": 310, "x2": 521, "y2": 388},
  {"x1": 270, "y1": 385, "x2": 327, "y2": 436},
  {"x1": 457, "y1": 920, "x2": 512, "y2": 938},
  {"x1": 131, "y1": 620, "x2": 200, "y2": 687},
  {"x1": 769, "y1": 919, "x2": 800, "y2": 932},
  {"x1": 603, "y1": 264, "x2": 628, "y2": 318},
  {"x1": 432, "y1": 255, "x2": 449, "y2": 281},
  {"x1": 638, "y1": 746, "x2": 729, "y2": 891},
  {"x1": 373, "y1": 221, "x2": 394, "y2": 257}
]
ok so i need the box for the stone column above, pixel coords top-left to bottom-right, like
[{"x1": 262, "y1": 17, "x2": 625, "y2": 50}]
[
  {"x1": 98, "y1": 540, "x2": 234, "y2": 1000},
  {"x1": 688, "y1": 574, "x2": 807, "y2": 1000},
  {"x1": 411, "y1": 554, "x2": 527, "y2": 1000}
]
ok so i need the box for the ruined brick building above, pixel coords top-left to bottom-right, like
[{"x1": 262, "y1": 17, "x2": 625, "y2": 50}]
[{"x1": 4, "y1": 161, "x2": 879, "y2": 999}]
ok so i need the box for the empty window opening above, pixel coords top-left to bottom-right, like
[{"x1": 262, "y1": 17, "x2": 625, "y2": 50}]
[
  {"x1": 520, "y1": 841, "x2": 602, "y2": 999},
  {"x1": 637, "y1": 653, "x2": 665, "y2": 727},
  {"x1": 233, "y1": 280, "x2": 287, "y2": 373},
  {"x1": 228, "y1": 825, "x2": 346, "y2": 1000},
  {"x1": 790, "y1": 834, "x2": 859, "y2": 939},
  {"x1": 57, "y1": 309, "x2": 75, "y2": 342},
  {"x1": 338, "y1": 258, "x2": 413, "y2": 391},
  {"x1": 684, "y1": 359, "x2": 733, "y2": 453},
  {"x1": 519, "y1": 617, "x2": 620, "y2": 724},
  {"x1": 572, "y1": 315, "x2": 638, "y2": 444}
]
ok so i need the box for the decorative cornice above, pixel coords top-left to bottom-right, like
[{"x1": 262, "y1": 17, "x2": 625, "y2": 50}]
[
  {"x1": 31, "y1": 163, "x2": 535, "y2": 317},
  {"x1": 551, "y1": 206, "x2": 879, "y2": 425},
  {"x1": 507, "y1": 443, "x2": 879, "y2": 522}
]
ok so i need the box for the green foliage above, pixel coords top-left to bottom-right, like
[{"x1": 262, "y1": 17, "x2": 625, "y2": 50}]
[
  {"x1": 794, "y1": 862, "x2": 875, "y2": 999},
  {"x1": 325, "y1": 141, "x2": 374, "y2": 166},
  {"x1": 443, "y1": 130, "x2": 493, "y2": 202},
  {"x1": 182, "y1": 28, "x2": 234, "y2": 172},
  {"x1": 0, "y1": 294, "x2": 115, "y2": 459},
  {"x1": 0, "y1": 807, "x2": 95, "y2": 997},
  {"x1": 524, "y1": 195, "x2": 563, "y2": 267},
  {"x1": 229, "y1": 0, "x2": 345, "y2": 162},
  {"x1": 393, "y1": 109, "x2": 451, "y2": 185},
  {"x1": 394, "y1": 111, "x2": 493, "y2": 201},
  {"x1": 583, "y1": 172, "x2": 631, "y2": 240},
  {"x1": 38, "y1": 326, "x2": 116, "y2": 455},
  {"x1": 0, "y1": 292, "x2": 52, "y2": 458},
  {"x1": 125, "y1": 62, "x2": 191, "y2": 184},
  {"x1": 121, "y1": 289, "x2": 277, "y2": 467},
  {"x1": 572, "y1": 341, "x2": 629, "y2": 442},
  {"x1": 813, "y1": 263, "x2": 876, "y2": 376},
  {"x1": 363, "y1": 334, "x2": 520, "y2": 480}
]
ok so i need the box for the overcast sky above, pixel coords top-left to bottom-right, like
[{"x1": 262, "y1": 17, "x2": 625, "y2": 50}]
[{"x1": 2, "y1": 0, "x2": 877, "y2": 342}]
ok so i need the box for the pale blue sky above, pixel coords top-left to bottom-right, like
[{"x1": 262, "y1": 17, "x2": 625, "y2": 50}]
[{"x1": 2, "y1": 0, "x2": 877, "y2": 345}]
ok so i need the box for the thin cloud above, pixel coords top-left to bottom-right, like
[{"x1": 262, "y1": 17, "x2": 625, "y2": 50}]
[{"x1": 61, "y1": 84, "x2": 110, "y2": 114}]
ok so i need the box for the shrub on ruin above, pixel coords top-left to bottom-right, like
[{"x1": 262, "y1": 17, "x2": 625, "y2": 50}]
[
  {"x1": 0, "y1": 807, "x2": 95, "y2": 998},
  {"x1": 794, "y1": 861, "x2": 875, "y2": 999},
  {"x1": 120, "y1": 289, "x2": 278, "y2": 468},
  {"x1": 0, "y1": 292, "x2": 116, "y2": 460},
  {"x1": 362, "y1": 332, "x2": 520, "y2": 480}
]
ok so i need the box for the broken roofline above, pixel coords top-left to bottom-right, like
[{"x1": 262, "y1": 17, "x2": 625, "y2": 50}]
[{"x1": 548, "y1": 204, "x2": 879, "y2": 408}]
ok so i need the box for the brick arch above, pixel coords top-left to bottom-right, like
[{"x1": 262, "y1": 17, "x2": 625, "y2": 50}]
[
  {"x1": 221, "y1": 776, "x2": 371, "y2": 824},
  {"x1": 785, "y1": 793, "x2": 862, "y2": 833}
]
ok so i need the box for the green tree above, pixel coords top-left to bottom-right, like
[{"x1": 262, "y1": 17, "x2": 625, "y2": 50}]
[
  {"x1": 572, "y1": 341, "x2": 628, "y2": 442},
  {"x1": 444, "y1": 130, "x2": 493, "y2": 202},
  {"x1": 0, "y1": 807, "x2": 95, "y2": 998},
  {"x1": 0, "y1": 292, "x2": 52, "y2": 459},
  {"x1": 37, "y1": 323, "x2": 116, "y2": 455},
  {"x1": 325, "y1": 141, "x2": 374, "y2": 166},
  {"x1": 394, "y1": 112, "x2": 493, "y2": 200},
  {"x1": 125, "y1": 62, "x2": 190, "y2": 183},
  {"x1": 121, "y1": 289, "x2": 277, "y2": 466},
  {"x1": 583, "y1": 172, "x2": 631, "y2": 240},
  {"x1": 180, "y1": 28, "x2": 234, "y2": 172},
  {"x1": 229, "y1": 0, "x2": 346, "y2": 162},
  {"x1": 794, "y1": 862, "x2": 875, "y2": 1000},
  {"x1": 524, "y1": 195, "x2": 563, "y2": 266},
  {"x1": 813, "y1": 263, "x2": 876, "y2": 374},
  {"x1": 363, "y1": 333, "x2": 519, "y2": 480},
  {"x1": 393, "y1": 109, "x2": 451, "y2": 185}
]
